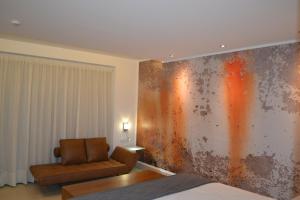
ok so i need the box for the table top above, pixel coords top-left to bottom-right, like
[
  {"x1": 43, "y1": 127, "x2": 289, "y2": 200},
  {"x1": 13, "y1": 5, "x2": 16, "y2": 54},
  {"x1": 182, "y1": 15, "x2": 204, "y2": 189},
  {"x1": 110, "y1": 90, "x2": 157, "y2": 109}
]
[{"x1": 62, "y1": 170, "x2": 164, "y2": 200}]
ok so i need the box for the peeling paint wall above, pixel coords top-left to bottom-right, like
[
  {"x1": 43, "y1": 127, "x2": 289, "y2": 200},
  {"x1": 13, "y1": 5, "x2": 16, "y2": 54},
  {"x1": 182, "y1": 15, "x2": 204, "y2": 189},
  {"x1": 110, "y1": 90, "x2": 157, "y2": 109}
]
[{"x1": 137, "y1": 43, "x2": 300, "y2": 200}]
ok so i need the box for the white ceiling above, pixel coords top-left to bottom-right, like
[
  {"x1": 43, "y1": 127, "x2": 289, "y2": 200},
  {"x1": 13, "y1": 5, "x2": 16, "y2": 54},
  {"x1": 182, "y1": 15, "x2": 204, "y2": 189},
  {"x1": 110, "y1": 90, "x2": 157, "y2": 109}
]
[{"x1": 0, "y1": 0, "x2": 299, "y2": 61}]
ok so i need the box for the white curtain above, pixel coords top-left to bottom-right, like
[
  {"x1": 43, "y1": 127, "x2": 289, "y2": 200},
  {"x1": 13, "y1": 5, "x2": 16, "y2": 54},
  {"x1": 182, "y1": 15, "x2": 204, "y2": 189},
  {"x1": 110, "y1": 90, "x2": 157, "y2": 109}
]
[{"x1": 0, "y1": 53, "x2": 113, "y2": 186}]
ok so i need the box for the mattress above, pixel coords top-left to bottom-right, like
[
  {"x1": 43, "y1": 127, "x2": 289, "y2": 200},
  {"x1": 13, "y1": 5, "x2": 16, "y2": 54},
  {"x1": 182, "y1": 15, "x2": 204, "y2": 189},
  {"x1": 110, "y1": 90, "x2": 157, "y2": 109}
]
[{"x1": 155, "y1": 183, "x2": 275, "y2": 200}]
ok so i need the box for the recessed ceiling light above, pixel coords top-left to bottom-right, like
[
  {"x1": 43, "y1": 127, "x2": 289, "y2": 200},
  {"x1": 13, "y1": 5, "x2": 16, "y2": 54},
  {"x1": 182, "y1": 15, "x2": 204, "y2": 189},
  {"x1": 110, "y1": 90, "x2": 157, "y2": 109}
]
[
  {"x1": 11, "y1": 19, "x2": 21, "y2": 26},
  {"x1": 220, "y1": 44, "x2": 225, "y2": 48},
  {"x1": 169, "y1": 54, "x2": 174, "y2": 58}
]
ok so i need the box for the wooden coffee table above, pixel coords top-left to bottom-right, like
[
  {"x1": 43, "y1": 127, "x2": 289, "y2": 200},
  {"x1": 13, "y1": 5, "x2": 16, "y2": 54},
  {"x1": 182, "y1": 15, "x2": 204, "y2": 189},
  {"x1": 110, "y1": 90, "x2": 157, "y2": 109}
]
[{"x1": 61, "y1": 170, "x2": 165, "y2": 200}]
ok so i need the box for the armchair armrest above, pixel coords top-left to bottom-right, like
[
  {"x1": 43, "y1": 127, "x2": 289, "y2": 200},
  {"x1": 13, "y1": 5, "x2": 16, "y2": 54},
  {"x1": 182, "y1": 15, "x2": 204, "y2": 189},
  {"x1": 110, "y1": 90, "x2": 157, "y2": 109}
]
[
  {"x1": 54, "y1": 147, "x2": 61, "y2": 158},
  {"x1": 110, "y1": 146, "x2": 138, "y2": 172}
]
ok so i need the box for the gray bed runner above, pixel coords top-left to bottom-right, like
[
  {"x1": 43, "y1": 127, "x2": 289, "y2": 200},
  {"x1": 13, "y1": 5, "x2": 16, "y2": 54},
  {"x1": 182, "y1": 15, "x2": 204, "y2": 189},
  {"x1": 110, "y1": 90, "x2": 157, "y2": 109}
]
[{"x1": 72, "y1": 173, "x2": 211, "y2": 200}]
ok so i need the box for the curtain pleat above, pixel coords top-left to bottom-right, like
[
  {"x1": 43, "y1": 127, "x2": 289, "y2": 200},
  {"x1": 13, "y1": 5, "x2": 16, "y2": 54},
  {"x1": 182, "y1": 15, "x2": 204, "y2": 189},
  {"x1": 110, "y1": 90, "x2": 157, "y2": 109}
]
[{"x1": 0, "y1": 53, "x2": 113, "y2": 186}]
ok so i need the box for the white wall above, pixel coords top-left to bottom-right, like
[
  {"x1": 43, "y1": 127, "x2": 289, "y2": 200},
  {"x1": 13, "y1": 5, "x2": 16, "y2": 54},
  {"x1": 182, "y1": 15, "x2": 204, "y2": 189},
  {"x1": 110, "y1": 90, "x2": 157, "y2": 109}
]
[{"x1": 0, "y1": 38, "x2": 139, "y2": 149}]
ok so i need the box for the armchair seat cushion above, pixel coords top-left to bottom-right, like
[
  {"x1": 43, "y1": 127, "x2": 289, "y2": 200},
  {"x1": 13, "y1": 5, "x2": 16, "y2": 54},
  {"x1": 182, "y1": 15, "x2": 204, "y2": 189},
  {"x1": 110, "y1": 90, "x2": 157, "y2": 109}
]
[{"x1": 30, "y1": 159, "x2": 127, "y2": 186}]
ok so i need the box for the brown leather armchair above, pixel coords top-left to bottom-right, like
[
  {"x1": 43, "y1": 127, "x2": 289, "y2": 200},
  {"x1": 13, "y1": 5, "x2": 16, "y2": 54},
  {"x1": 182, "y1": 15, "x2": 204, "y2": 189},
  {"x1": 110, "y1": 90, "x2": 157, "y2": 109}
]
[{"x1": 30, "y1": 138, "x2": 138, "y2": 186}]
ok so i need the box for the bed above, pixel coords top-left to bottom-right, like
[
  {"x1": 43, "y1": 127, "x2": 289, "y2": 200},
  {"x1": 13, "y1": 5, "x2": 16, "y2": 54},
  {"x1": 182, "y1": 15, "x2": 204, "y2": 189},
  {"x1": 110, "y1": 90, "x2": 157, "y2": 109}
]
[
  {"x1": 73, "y1": 173, "x2": 274, "y2": 200},
  {"x1": 156, "y1": 183, "x2": 274, "y2": 200}
]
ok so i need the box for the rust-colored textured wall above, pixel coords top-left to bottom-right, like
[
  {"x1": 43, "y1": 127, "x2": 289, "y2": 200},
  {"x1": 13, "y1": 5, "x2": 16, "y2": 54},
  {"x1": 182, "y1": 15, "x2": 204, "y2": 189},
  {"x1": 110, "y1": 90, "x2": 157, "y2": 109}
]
[{"x1": 137, "y1": 43, "x2": 300, "y2": 200}]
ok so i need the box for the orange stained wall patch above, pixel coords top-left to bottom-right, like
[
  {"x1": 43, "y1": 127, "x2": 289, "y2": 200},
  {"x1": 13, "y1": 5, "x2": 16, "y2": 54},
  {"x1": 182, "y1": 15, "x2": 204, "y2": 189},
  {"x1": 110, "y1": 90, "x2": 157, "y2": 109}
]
[
  {"x1": 159, "y1": 78, "x2": 172, "y2": 165},
  {"x1": 169, "y1": 69, "x2": 187, "y2": 171},
  {"x1": 224, "y1": 55, "x2": 254, "y2": 184}
]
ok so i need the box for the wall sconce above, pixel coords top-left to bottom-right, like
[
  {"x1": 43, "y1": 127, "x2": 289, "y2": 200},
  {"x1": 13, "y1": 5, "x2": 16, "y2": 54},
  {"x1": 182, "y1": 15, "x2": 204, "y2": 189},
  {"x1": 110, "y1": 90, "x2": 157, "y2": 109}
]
[{"x1": 123, "y1": 122, "x2": 129, "y2": 132}]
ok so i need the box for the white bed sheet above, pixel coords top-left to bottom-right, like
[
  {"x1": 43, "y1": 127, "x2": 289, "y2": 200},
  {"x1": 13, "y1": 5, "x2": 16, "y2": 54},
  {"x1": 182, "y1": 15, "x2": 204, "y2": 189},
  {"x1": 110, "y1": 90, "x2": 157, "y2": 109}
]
[{"x1": 155, "y1": 183, "x2": 274, "y2": 200}]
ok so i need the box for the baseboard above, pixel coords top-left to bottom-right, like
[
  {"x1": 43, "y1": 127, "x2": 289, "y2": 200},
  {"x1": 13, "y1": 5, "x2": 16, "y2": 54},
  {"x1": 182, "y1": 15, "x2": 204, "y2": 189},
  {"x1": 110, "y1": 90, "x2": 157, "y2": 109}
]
[{"x1": 136, "y1": 161, "x2": 176, "y2": 176}]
